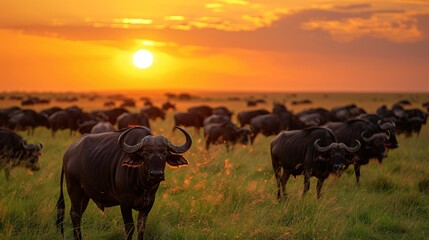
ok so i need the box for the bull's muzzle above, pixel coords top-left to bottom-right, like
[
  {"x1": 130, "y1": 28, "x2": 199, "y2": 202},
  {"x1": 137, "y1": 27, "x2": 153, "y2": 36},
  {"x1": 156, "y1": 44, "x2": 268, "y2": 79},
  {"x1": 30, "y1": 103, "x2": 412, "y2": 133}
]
[{"x1": 149, "y1": 170, "x2": 165, "y2": 181}]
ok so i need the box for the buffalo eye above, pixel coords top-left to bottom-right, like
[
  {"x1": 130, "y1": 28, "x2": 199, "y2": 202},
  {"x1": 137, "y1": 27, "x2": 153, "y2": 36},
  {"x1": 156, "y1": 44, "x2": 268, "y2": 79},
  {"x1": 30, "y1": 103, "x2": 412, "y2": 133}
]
[
  {"x1": 141, "y1": 149, "x2": 153, "y2": 156},
  {"x1": 321, "y1": 152, "x2": 330, "y2": 159}
]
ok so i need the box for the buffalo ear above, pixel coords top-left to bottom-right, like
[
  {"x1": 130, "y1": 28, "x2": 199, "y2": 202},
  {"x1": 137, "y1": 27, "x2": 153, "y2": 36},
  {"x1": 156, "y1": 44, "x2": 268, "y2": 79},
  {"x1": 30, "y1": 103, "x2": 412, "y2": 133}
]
[
  {"x1": 121, "y1": 155, "x2": 144, "y2": 168},
  {"x1": 167, "y1": 154, "x2": 188, "y2": 167},
  {"x1": 316, "y1": 155, "x2": 329, "y2": 162}
]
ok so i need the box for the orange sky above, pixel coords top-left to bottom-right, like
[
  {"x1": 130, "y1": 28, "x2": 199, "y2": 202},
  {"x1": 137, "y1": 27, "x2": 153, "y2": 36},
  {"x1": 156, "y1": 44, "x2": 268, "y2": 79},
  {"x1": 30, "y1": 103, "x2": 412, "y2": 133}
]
[{"x1": 1, "y1": 0, "x2": 429, "y2": 92}]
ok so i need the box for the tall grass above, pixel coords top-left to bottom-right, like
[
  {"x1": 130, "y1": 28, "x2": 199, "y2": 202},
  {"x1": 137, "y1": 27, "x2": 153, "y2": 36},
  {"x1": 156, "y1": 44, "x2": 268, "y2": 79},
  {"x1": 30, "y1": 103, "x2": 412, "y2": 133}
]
[{"x1": 0, "y1": 92, "x2": 428, "y2": 239}]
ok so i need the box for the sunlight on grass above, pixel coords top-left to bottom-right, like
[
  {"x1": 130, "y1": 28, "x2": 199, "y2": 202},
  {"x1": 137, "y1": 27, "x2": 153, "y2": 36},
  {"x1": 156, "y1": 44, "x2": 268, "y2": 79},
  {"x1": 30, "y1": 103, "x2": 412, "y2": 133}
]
[{"x1": 0, "y1": 92, "x2": 428, "y2": 239}]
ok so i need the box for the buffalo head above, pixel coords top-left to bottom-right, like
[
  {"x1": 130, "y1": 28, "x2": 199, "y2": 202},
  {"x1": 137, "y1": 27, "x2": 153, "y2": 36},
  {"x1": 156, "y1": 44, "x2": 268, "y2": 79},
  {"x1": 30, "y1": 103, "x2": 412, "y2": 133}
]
[
  {"x1": 118, "y1": 126, "x2": 192, "y2": 182},
  {"x1": 377, "y1": 120, "x2": 399, "y2": 149},
  {"x1": 237, "y1": 127, "x2": 252, "y2": 145},
  {"x1": 314, "y1": 139, "x2": 361, "y2": 173},
  {"x1": 20, "y1": 139, "x2": 43, "y2": 171},
  {"x1": 361, "y1": 130, "x2": 390, "y2": 163}
]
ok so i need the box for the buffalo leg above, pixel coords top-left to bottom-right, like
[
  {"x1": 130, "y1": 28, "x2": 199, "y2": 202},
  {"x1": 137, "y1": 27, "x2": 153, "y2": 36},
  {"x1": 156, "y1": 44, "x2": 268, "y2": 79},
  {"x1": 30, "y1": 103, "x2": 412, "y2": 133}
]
[
  {"x1": 137, "y1": 211, "x2": 148, "y2": 240},
  {"x1": 272, "y1": 156, "x2": 283, "y2": 200},
  {"x1": 69, "y1": 190, "x2": 89, "y2": 240},
  {"x1": 354, "y1": 164, "x2": 361, "y2": 184},
  {"x1": 120, "y1": 205, "x2": 135, "y2": 240},
  {"x1": 250, "y1": 131, "x2": 258, "y2": 145},
  {"x1": 303, "y1": 169, "x2": 312, "y2": 196},
  {"x1": 316, "y1": 178, "x2": 324, "y2": 199},
  {"x1": 280, "y1": 171, "x2": 290, "y2": 200},
  {"x1": 205, "y1": 138, "x2": 210, "y2": 151}
]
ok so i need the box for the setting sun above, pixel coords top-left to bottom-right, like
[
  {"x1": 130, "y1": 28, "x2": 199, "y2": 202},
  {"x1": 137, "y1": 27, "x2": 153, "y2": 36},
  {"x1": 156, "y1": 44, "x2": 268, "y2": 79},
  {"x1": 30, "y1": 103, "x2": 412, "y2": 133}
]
[{"x1": 133, "y1": 49, "x2": 153, "y2": 69}]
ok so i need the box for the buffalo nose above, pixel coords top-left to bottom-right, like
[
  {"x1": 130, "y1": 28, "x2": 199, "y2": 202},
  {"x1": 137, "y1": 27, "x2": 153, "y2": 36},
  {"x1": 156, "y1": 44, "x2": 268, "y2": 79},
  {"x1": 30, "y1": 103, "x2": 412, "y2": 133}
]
[{"x1": 150, "y1": 170, "x2": 165, "y2": 180}]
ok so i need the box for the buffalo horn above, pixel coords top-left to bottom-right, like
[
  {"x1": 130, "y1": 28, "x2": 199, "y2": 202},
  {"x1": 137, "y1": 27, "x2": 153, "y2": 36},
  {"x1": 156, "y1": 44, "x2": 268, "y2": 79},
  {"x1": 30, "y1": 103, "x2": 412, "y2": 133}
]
[
  {"x1": 314, "y1": 139, "x2": 338, "y2": 152},
  {"x1": 340, "y1": 140, "x2": 361, "y2": 153},
  {"x1": 407, "y1": 116, "x2": 424, "y2": 123},
  {"x1": 361, "y1": 130, "x2": 390, "y2": 142},
  {"x1": 35, "y1": 143, "x2": 43, "y2": 151},
  {"x1": 379, "y1": 121, "x2": 395, "y2": 130},
  {"x1": 118, "y1": 126, "x2": 151, "y2": 153},
  {"x1": 167, "y1": 126, "x2": 193, "y2": 154},
  {"x1": 22, "y1": 139, "x2": 35, "y2": 151}
]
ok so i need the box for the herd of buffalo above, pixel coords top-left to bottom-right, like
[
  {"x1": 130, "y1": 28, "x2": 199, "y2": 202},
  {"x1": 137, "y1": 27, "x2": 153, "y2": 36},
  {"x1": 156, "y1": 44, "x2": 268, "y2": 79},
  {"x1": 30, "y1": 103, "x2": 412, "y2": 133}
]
[{"x1": 0, "y1": 95, "x2": 428, "y2": 239}]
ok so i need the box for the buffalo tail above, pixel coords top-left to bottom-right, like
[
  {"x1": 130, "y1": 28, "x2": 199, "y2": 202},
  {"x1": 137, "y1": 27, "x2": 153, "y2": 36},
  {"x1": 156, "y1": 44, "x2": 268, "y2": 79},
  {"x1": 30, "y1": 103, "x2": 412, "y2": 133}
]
[{"x1": 56, "y1": 167, "x2": 65, "y2": 235}]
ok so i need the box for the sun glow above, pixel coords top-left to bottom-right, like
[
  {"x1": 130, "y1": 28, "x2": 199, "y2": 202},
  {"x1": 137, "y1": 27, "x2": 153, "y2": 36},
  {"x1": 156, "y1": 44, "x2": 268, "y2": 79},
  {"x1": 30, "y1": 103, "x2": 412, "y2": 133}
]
[{"x1": 133, "y1": 49, "x2": 154, "y2": 69}]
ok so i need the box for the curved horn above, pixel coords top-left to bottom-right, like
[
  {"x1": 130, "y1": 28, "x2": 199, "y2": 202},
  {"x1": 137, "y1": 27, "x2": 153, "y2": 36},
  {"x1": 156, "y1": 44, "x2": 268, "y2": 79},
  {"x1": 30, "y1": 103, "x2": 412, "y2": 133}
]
[
  {"x1": 362, "y1": 130, "x2": 390, "y2": 142},
  {"x1": 118, "y1": 126, "x2": 151, "y2": 153},
  {"x1": 35, "y1": 142, "x2": 43, "y2": 151},
  {"x1": 407, "y1": 116, "x2": 425, "y2": 123},
  {"x1": 314, "y1": 139, "x2": 338, "y2": 152},
  {"x1": 379, "y1": 121, "x2": 395, "y2": 130},
  {"x1": 22, "y1": 140, "x2": 35, "y2": 151},
  {"x1": 383, "y1": 130, "x2": 391, "y2": 139},
  {"x1": 340, "y1": 140, "x2": 361, "y2": 153},
  {"x1": 167, "y1": 126, "x2": 193, "y2": 154},
  {"x1": 361, "y1": 130, "x2": 372, "y2": 142}
]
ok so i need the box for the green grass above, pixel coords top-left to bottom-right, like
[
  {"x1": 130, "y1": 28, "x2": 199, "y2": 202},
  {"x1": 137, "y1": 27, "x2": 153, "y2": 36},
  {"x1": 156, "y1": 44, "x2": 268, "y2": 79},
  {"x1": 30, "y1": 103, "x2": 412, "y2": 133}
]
[{"x1": 1, "y1": 92, "x2": 429, "y2": 239}]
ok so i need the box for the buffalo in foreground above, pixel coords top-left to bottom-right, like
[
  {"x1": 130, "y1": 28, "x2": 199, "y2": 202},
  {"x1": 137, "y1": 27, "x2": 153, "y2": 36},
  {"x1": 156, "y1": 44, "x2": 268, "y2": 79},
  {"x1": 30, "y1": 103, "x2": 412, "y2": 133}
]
[
  {"x1": 271, "y1": 127, "x2": 360, "y2": 200},
  {"x1": 56, "y1": 126, "x2": 192, "y2": 239},
  {"x1": 0, "y1": 128, "x2": 43, "y2": 180}
]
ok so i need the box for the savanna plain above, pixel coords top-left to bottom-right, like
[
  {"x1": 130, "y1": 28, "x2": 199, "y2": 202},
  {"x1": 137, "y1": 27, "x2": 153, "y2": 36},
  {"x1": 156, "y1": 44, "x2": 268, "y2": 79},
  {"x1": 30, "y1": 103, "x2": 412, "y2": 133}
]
[{"x1": 0, "y1": 91, "x2": 428, "y2": 240}]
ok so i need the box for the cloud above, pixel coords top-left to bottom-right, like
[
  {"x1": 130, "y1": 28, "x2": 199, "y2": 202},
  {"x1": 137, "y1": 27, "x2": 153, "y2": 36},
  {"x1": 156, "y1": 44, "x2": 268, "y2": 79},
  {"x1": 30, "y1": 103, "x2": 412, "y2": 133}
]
[
  {"x1": 334, "y1": 3, "x2": 372, "y2": 10},
  {"x1": 4, "y1": 6, "x2": 429, "y2": 61}
]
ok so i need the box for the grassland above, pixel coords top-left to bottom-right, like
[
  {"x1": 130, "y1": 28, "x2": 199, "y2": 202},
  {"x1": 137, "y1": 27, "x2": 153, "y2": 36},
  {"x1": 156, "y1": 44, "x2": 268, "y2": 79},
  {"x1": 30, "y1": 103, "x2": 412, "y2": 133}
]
[{"x1": 0, "y1": 91, "x2": 428, "y2": 239}]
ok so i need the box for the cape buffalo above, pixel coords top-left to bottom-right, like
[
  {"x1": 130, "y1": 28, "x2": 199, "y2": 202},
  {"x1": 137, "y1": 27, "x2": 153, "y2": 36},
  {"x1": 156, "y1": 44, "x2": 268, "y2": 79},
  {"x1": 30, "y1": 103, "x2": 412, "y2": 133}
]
[
  {"x1": 188, "y1": 105, "x2": 213, "y2": 119},
  {"x1": 270, "y1": 127, "x2": 360, "y2": 200},
  {"x1": 117, "y1": 113, "x2": 150, "y2": 130},
  {"x1": 91, "y1": 121, "x2": 116, "y2": 134},
  {"x1": 173, "y1": 112, "x2": 205, "y2": 134},
  {"x1": 40, "y1": 106, "x2": 63, "y2": 117},
  {"x1": 77, "y1": 120, "x2": 98, "y2": 134},
  {"x1": 249, "y1": 112, "x2": 291, "y2": 144},
  {"x1": 213, "y1": 106, "x2": 233, "y2": 118},
  {"x1": 141, "y1": 106, "x2": 166, "y2": 121},
  {"x1": 162, "y1": 101, "x2": 176, "y2": 111},
  {"x1": 203, "y1": 114, "x2": 230, "y2": 125},
  {"x1": 204, "y1": 122, "x2": 251, "y2": 151},
  {"x1": 49, "y1": 107, "x2": 87, "y2": 137},
  {"x1": 0, "y1": 128, "x2": 43, "y2": 180},
  {"x1": 358, "y1": 114, "x2": 399, "y2": 149},
  {"x1": 7, "y1": 109, "x2": 50, "y2": 135},
  {"x1": 325, "y1": 119, "x2": 390, "y2": 183},
  {"x1": 331, "y1": 104, "x2": 366, "y2": 122},
  {"x1": 237, "y1": 109, "x2": 270, "y2": 127},
  {"x1": 94, "y1": 107, "x2": 129, "y2": 125},
  {"x1": 56, "y1": 126, "x2": 192, "y2": 239}
]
